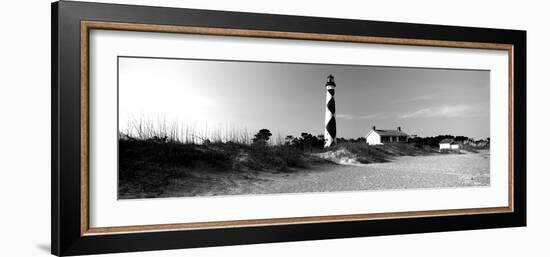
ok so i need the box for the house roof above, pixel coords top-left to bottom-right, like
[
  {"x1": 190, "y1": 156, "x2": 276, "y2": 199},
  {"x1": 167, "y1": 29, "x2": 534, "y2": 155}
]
[
  {"x1": 371, "y1": 129, "x2": 409, "y2": 137},
  {"x1": 439, "y1": 138, "x2": 455, "y2": 144}
]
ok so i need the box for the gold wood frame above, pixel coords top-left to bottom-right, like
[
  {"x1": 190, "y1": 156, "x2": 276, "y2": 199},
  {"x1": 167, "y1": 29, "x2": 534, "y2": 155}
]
[{"x1": 80, "y1": 20, "x2": 514, "y2": 236}]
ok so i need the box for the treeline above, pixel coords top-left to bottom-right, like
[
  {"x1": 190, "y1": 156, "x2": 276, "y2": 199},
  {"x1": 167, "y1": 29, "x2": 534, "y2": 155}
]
[
  {"x1": 217, "y1": 128, "x2": 489, "y2": 150},
  {"x1": 409, "y1": 135, "x2": 490, "y2": 147},
  {"x1": 253, "y1": 129, "x2": 490, "y2": 151},
  {"x1": 250, "y1": 129, "x2": 368, "y2": 152}
]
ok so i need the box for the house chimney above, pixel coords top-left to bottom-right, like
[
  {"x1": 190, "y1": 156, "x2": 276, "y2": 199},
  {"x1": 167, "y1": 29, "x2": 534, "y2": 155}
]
[
  {"x1": 372, "y1": 126, "x2": 376, "y2": 130},
  {"x1": 397, "y1": 126, "x2": 401, "y2": 131}
]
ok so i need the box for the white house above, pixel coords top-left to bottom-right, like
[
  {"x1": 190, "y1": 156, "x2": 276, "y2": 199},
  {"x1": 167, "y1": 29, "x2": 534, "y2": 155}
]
[
  {"x1": 366, "y1": 126, "x2": 409, "y2": 145},
  {"x1": 439, "y1": 138, "x2": 460, "y2": 150}
]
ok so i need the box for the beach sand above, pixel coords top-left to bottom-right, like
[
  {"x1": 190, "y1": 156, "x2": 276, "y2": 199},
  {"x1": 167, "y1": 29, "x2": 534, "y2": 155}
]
[{"x1": 125, "y1": 150, "x2": 490, "y2": 198}]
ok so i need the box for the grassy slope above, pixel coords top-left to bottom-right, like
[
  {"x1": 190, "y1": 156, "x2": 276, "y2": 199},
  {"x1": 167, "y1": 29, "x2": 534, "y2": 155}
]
[
  {"x1": 119, "y1": 138, "x2": 330, "y2": 197},
  {"x1": 323, "y1": 141, "x2": 441, "y2": 164}
]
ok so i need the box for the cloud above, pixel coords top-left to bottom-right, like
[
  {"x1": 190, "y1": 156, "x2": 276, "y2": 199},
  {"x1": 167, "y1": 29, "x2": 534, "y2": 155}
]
[
  {"x1": 336, "y1": 114, "x2": 379, "y2": 120},
  {"x1": 391, "y1": 94, "x2": 437, "y2": 104},
  {"x1": 399, "y1": 105, "x2": 476, "y2": 119}
]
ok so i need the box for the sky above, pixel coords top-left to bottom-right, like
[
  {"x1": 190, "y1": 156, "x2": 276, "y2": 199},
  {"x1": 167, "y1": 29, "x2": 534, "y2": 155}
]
[{"x1": 119, "y1": 57, "x2": 490, "y2": 141}]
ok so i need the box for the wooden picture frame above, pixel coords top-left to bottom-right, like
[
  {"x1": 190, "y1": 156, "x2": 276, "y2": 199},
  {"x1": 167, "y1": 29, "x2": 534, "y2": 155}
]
[{"x1": 52, "y1": 1, "x2": 526, "y2": 256}]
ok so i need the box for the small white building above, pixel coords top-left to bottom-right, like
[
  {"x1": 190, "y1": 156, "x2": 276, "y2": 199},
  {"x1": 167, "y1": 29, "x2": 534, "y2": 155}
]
[
  {"x1": 439, "y1": 138, "x2": 460, "y2": 150},
  {"x1": 366, "y1": 126, "x2": 409, "y2": 145}
]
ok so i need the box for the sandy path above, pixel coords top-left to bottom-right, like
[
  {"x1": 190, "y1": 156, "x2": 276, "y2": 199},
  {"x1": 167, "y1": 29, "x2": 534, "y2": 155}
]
[{"x1": 236, "y1": 150, "x2": 490, "y2": 195}]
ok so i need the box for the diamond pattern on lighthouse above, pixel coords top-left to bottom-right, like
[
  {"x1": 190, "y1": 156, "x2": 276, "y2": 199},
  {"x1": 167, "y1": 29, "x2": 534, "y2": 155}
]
[{"x1": 324, "y1": 75, "x2": 337, "y2": 147}]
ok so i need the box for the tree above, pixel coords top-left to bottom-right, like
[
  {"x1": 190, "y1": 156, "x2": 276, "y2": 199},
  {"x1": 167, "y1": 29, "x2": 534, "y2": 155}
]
[
  {"x1": 455, "y1": 136, "x2": 468, "y2": 142},
  {"x1": 284, "y1": 135, "x2": 295, "y2": 146},
  {"x1": 315, "y1": 134, "x2": 325, "y2": 149},
  {"x1": 252, "y1": 129, "x2": 272, "y2": 145},
  {"x1": 300, "y1": 133, "x2": 314, "y2": 151}
]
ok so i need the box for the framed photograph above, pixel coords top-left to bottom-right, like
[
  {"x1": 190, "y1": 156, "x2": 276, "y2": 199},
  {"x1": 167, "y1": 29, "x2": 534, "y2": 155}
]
[{"x1": 51, "y1": 1, "x2": 526, "y2": 256}]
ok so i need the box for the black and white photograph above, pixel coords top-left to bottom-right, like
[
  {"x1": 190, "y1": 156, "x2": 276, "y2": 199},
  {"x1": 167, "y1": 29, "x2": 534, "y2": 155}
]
[
  {"x1": 118, "y1": 57, "x2": 491, "y2": 199},
  {"x1": 1, "y1": 0, "x2": 540, "y2": 255}
]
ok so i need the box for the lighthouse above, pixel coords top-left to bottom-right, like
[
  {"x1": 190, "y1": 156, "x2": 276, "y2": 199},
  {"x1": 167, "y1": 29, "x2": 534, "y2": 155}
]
[{"x1": 324, "y1": 74, "x2": 337, "y2": 147}]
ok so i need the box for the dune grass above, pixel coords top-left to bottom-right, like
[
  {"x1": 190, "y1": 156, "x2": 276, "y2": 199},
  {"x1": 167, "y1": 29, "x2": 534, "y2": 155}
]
[
  {"x1": 122, "y1": 118, "x2": 262, "y2": 145},
  {"x1": 320, "y1": 141, "x2": 440, "y2": 164},
  {"x1": 118, "y1": 133, "x2": 328, "y2": 198}
]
